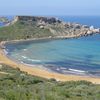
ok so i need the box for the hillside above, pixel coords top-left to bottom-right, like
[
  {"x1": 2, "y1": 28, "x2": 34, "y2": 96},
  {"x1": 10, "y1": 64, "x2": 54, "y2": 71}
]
[
  {"x1": 0, "y1": 64, "x2": 100, "y2": 100},
  {"x1": 0, "y1": 16, "x2": 99, "y2": 41}
]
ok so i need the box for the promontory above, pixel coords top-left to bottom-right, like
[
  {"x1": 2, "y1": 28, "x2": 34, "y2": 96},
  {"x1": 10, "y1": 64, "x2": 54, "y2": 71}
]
[{"x1": 0, "y1": 16, "x2": 100, "y2": 41}]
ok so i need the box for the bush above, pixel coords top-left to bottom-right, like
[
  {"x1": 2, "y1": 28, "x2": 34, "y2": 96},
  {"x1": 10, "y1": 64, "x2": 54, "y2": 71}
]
[{"x1": 0, "y1": 64, "x2": 100, "y2": 100}]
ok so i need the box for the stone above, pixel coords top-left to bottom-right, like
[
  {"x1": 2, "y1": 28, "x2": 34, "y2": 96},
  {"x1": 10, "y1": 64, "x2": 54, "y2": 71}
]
[
  {"x1": 39, "y1": 25, "x2": 44, "y2": 29},
  {"x1": 90, "y1": 26, "x2": 94, "y2": 30},
  {"x1": 82, "y1": 25, "x2": 89, "y2": 28}
]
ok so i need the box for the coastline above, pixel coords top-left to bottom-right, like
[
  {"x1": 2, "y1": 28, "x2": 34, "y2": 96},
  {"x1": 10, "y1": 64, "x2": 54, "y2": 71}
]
[
  {"x1": 2, "y1": 36, "x2": 72, "y2": 45},
  {"x1": 0, "y1": 40, "x2": 100, "y2": 84}
]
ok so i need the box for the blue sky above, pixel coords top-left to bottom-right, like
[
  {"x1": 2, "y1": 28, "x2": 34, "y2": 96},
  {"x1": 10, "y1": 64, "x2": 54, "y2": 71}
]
[{"x1": 0, "y1": 0, "x2": 100, "y2": 16}]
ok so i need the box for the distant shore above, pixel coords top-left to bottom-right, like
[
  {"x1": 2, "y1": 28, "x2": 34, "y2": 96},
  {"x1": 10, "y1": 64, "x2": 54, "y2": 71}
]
[
  {"x1": 0, "y1": 39, "x2": 100, "y2": 84},
  {"x1": 1, "y1": 35, "x2": 81, "y2": 45}
]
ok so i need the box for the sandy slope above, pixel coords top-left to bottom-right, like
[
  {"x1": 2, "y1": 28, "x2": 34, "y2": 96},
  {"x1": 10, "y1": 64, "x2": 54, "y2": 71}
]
[{"x1": 0, "y1": 47, "x2": 100, "y2": 84}]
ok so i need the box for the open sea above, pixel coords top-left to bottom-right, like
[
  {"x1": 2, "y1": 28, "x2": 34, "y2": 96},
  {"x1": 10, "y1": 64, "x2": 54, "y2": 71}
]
[{"x1": 5, "y1": 16, "x2": 100, "y2": 76}]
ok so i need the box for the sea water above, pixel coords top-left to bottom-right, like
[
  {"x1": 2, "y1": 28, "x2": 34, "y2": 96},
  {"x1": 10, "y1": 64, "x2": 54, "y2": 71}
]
[{"x1": 5, "y1": 16, "x2": 100, "y2": 76}]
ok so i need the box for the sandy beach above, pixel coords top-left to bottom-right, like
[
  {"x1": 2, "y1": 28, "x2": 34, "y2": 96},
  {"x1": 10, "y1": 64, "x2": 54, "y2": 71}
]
[{"x1": 0, "y1": 41, "x2": 100, "y2": 84}]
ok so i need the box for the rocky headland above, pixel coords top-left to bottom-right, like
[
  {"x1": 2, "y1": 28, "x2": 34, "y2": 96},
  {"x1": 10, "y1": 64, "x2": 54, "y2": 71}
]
[
  {"x1": 13, "y1": 16, "x2": 100, "y2": 38},
  {"x1": 0, "y1": 16, "x2": 100, "y2": 41}
]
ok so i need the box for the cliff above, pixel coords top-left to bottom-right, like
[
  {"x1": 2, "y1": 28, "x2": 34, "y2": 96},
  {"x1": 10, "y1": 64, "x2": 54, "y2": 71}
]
[{"x1": 0, "y1": 16, "x2": 100, "y2": 41}]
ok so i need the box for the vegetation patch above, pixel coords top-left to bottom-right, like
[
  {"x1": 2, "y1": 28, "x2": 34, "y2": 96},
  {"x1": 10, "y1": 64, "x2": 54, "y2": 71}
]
[{"x1": 0, "y1": 64, "x2": 100, "y2": 100}]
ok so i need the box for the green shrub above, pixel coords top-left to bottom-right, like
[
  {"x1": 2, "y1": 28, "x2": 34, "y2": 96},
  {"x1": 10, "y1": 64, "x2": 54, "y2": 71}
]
[{"x1": 0, "y1": 64, "x2": 100, "y2": 100}]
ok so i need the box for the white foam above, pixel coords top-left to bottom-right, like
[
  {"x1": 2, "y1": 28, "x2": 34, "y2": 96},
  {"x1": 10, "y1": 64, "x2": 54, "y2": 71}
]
[
  {"x1": 23, "y1": 49, "x2": 27, "y2": 51},
  {"x1": 27, "y1": 58, "x2": 41, "y2": 62},
  {"x1": 21, "y1": 55, "x2": 41, "y2": 62},
  {"x1": 62, "y1": 70, "x2": 85, "y2": 75},
  {"x1": 60, "y1": 67, "x2": 67, "y2": 70},
  {"x1": 20, "y1": 61, "x2": 24, "y2": 63},
  {"x1": 32, "y1": 59, "x2": 41, "y2": 62},
  {"x1": 22, "y1": 56, "x2": 27, "y2": 59},
  {"x1": 4, "y1": 49, "x2": 8, "y2": 55},
  {"x1": 68, "y1": 68, "x2": 85, "y2": 73},
  {"x1": 22, "y1": 63, "x2": 34, "y2": 67},
  {"x1": 56, "y1": 68, "x2": 60, "y2": 71}
]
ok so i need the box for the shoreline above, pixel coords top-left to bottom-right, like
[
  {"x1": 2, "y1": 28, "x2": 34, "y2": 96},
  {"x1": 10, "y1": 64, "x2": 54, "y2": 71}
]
[
  {"x1": 4, "y1": 52, "x2": 100, "y2": 78},
  {"x1": 0, "y1": 34, "x2": 92, "y2": 46},
  {"x1": 0, "y1": 39, "x2": 100, "y2": 84},
  {"x1": 2, "y1": 37, "x2": 97, "y2": 77}
]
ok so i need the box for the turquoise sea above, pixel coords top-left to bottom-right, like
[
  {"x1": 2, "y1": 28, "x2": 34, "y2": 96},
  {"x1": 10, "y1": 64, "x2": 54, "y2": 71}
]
[{"x1": 5, "y1": 16, "x2": 100, "y2": 76}]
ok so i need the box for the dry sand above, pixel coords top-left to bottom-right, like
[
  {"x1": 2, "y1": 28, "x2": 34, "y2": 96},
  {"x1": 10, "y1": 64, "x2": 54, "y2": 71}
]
[{"x1": 0, "y1": 46, "x2": 100, "y2": 84}]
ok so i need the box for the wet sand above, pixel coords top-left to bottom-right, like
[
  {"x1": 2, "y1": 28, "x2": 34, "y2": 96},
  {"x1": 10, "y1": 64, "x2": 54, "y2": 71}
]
[{"x1": 0, "y1": 42, "x2": 100, "y2": 84}]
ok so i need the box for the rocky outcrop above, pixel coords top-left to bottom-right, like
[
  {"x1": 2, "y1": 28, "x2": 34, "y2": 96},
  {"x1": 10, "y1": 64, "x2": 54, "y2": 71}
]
[{"x1": 17, "y1": 16, "x2": 61, "y2": 24}]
